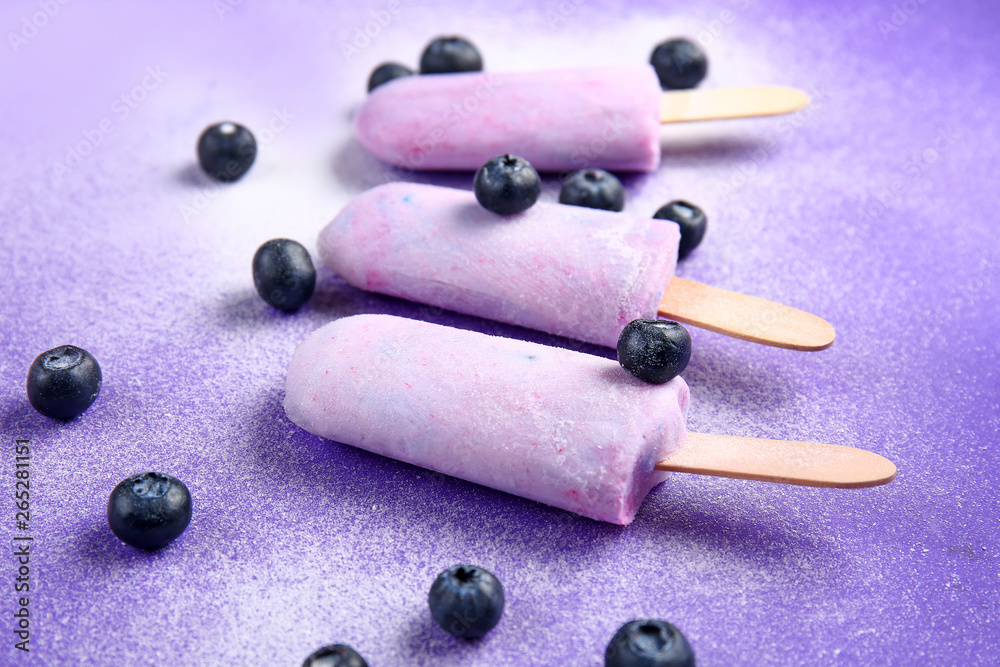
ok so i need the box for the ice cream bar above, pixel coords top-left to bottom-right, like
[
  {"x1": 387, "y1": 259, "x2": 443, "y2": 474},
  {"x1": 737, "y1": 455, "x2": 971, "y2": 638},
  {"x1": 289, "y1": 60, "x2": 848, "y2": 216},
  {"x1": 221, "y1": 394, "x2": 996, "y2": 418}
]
[
  {"x1": 318, "y1": 182, "x2": 836, "y2": 351},
  {"x1": 284, "y1": 315, "x2": 896, "y2": 525},
  {"x1": 284, "y1": 314, "x2": 689, "y2": 524},
  {"x1": 354, "y1": 65, "x2": 810, "y2": 173}
]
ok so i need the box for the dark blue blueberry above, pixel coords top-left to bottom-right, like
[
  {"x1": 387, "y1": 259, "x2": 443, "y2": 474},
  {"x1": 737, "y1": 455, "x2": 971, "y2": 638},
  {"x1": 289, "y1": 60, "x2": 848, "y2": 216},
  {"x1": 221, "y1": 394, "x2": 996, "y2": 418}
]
[
  {"x1": 252, "y1": 239, "x2": 317, "y2": 312},
  {"x1": 368, "y1": 62, "x2": 414, "y2": 92},
  {"x1": 558, "y1": 170, "x2": 626, "y2": 212},
  {"x1": 428, "y1": 564, "x2": 505, "y2": 638},
  {"x1": 26, "y1": 345, "x2": 102, "y2": 420},
  {"x1": 302, "y1": 644, "x2": 369, "y2": 667},
  {"x1": 107, "y1": 472, "x2": 192, "y2": 551},
  {"x1": 605, "y1": 619, "x2": 695, "y2": 667},
  {"x1": 420, "y1": 36, "x2": 483, "y2": 74},
  {"x1": 197, "y1": 121, "x2": 257, "y2": 182},
  {"x1": 650, "y1": 39, "x2": 708, "y2": 90},
  {"x1": 653, "y1": 201, "x2": 708, "y2": 260},
  {"x1": 474, "y1": 154, "x2": 541, "y2": 215},
  {"x1": 617, "y1": 320, "x2": 691, "y2": 384}
]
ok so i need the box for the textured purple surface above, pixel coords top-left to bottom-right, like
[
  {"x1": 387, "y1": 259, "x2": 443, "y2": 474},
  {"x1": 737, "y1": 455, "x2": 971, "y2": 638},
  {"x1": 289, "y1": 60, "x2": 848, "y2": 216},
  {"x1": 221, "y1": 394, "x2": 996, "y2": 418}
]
[{"x1": 1, "y1": 1, "x2": 997, "y2": 665}]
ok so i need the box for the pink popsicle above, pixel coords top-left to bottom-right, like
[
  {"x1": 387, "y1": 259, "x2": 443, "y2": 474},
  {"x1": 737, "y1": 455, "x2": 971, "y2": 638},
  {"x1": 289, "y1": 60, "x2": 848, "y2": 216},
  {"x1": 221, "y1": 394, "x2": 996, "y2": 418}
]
[
  {"x1": 355, "y1": 65, "x2": 662, "y2": 173},
  {"x1": 318, "y1": 182, "x2": 679, "y2": 349},
  {"x1": 284, "y1": 314, "x2": 689, "y2": 525}
]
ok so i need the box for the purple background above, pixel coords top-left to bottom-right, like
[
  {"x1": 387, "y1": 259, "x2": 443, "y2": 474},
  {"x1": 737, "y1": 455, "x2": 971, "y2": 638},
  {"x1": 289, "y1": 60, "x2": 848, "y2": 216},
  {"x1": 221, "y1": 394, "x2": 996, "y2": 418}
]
[{"x1": 1, "y1": 0, "x2": 997, "y2": 664}]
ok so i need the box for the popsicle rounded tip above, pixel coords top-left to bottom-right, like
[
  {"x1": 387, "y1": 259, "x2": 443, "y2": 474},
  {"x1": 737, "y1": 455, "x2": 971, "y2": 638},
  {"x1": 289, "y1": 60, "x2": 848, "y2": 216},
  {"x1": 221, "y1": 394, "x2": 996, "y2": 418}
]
[
  {"x1": 780, "y1": 86, "x2": 811, "y2": 112},
  {"x1": 659, "y1": 432, "x2": 897, "y2": 489},
  {"x1": 659, "y1": 85, "x2": 813, "y2": 124},
  {"x1": 657, "y1": 277, "x2": 837, "y2": 352},
  {"x1": 617, "y1": 319, "x2": 691, "y2": 384},
  {"x1": 843, "y1": 451, "x2": 897, "y2": 489},
  {"x1": 793, "y1": 315, "x2": 836, "y2": 352}
]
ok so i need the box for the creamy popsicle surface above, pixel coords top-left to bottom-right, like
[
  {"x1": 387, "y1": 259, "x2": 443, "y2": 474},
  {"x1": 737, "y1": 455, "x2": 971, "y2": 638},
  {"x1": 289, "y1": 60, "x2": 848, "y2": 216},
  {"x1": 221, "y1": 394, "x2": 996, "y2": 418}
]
[
  {"x1": 319, "y1": 182, "x2": 679, "y2": 348},
  {"x1": 355, "y1": 65, "x2": 663, "y2": 172},
  {"x1": 284, "y1": 314, "x2": 689, "y2": 525}
]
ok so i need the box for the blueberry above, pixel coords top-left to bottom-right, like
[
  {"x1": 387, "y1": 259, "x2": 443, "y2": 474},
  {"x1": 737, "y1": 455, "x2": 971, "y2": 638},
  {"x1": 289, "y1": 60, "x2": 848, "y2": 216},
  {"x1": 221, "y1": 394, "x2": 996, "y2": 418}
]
[
  {"x1": 420, "y1": 36, "x2": 483, "y2": 74},
  {"x1": 474, "y1": 154, "x2": 542, "y2": 215},
  {"x1": 26, "y1": 345, "x2": 102, "y2": 420},
  {"x1": 617, "y1": 320, "x2": 691, "y2": 384},
  {"x1": 428, "y1": 564, "x2": 505, "y2": 638},
  {"x1": 650, "y1": 39, "x2": 708, "y2": 90},
  {"x1": 107, "y1": 472, "x2": 192, "y2": 551},
  {"x1": 197, "y1": 121, "x2": 257, "y2": 182},
  {"x1": 653, "y1": 201, "x2": 707, "y2": 260},
  {"x1": 252, "y1": 239, "x2": 317, "y2": 312},
  {"x1": 605, "y1": 619, "x2": 695, "y2": 667},
  {"x1": 302, "y1": 644, "x2": 369, "y2": 667},
  {"x1": 368, "y1": 62, "x2": 414, "y2": 92},
  {"x1": 558, "y1": 170, "x2": 625, "y2": 212}
]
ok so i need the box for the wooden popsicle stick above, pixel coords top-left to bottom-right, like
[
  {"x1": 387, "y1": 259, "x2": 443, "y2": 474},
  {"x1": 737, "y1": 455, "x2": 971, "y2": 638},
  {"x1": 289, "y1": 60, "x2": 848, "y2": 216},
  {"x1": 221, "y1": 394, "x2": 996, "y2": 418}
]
[
  {"x1": 657, "y1": 432, "x2": 896, "y2": 488},
  {"x1": 659, "y1": 277, "x2": 835, "y2": 351},
  {"x1": 660, "y1": 85, "x2": 810, "y2": 123}
]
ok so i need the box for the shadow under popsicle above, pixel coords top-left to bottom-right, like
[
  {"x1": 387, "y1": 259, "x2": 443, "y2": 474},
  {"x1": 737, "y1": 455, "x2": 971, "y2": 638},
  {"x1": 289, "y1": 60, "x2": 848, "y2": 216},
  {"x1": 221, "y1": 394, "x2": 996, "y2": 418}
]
[
  {"x1": 330, "y1": 137, "x2": 475, "y2": 196},
  {"x1": 307, "y1": 271, "x2": 616, "y2": 359},
  {"x1": 238, "y1": 383, "x2": 831, "y2": 575},
  {"x1": 234, "y1": 389, "x2": 638, "y2": 563}
]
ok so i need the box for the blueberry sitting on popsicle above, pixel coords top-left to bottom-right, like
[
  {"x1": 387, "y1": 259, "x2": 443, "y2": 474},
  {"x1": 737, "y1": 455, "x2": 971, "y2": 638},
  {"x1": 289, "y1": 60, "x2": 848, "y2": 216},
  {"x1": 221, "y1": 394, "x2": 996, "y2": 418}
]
[
  {"x1": 618, "y1": 319, "x2": 692, "y2": 385},
  {"x1": 473, "y1": 154, "x2": 541, "y2": 215}
]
